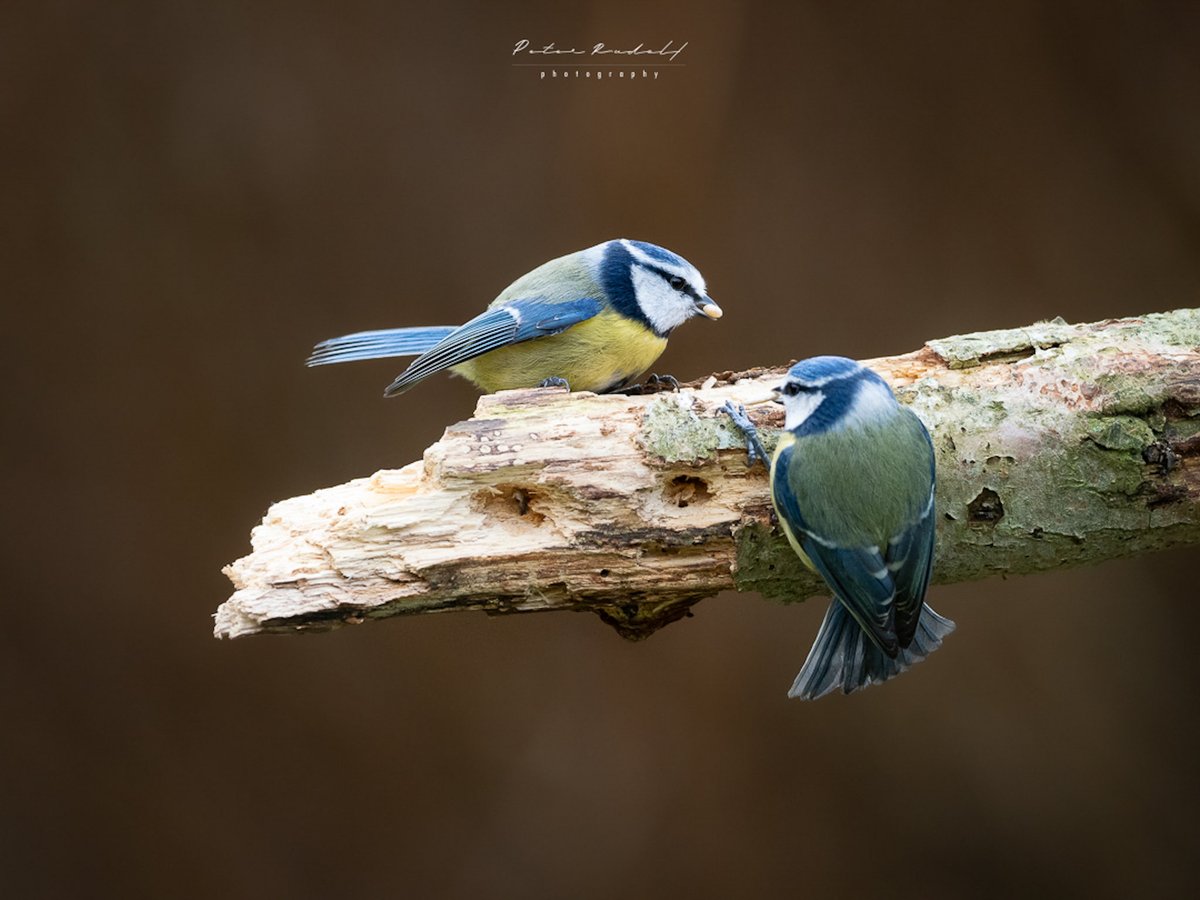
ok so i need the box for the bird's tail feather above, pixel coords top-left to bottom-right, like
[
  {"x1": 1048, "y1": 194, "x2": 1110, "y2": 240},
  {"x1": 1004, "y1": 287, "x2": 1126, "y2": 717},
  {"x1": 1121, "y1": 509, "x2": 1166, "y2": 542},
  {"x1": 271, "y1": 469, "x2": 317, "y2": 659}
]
[
  {"x1": 306, "y1": 327, "x2": 457, "y2": 367},
  {"x1": 788, "y1": 600, "x2": 955, "y2": 700}
]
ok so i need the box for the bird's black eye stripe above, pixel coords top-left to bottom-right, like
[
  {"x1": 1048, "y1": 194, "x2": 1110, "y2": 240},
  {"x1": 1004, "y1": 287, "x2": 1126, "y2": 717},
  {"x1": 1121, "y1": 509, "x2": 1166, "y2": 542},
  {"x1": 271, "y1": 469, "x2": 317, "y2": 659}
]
[{"x1": 644, "y1": 264, "x2": 696, "y2": 298}]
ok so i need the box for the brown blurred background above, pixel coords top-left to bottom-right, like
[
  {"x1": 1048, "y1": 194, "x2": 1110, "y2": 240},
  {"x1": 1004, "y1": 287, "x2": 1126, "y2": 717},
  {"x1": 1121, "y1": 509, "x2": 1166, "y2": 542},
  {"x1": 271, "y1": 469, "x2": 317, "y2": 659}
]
[{"x1": 4, "y1": 1, "x2": 1199, "y2": 897}]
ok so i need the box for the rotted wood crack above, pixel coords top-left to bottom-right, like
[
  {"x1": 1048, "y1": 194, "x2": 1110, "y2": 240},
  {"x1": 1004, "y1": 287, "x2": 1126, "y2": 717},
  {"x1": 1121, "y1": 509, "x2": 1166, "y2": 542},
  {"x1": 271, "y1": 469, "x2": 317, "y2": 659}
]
[{"x1": 217, "y1": 309, "x2": 1200, "y2": 640}]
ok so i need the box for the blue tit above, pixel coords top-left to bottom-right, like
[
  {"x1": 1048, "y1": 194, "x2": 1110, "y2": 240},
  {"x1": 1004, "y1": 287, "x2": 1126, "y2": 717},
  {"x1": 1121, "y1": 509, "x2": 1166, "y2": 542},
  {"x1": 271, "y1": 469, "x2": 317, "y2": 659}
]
[
  {"x1": 723, "y1": 356, "x2": 955, "y2": 700},
  {"x1": 306, "y1": 239, "x2": 722, "y2": 396}
]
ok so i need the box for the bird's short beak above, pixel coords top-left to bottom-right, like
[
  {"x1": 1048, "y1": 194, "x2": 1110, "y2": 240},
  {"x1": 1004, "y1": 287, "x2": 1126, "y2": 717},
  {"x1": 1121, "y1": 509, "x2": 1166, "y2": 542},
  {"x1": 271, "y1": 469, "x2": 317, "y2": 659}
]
[
  {"x1": 696, "y1": 296, "x2": 723, "y2": 320},
  {"x1": 771, "y1": 385, "x2": 785, "y2": 405}
]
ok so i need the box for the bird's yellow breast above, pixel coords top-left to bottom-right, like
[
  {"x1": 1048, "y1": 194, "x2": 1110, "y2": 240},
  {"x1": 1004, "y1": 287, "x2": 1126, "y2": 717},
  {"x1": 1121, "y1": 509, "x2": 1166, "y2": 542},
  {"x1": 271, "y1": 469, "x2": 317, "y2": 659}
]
[{"x1": 454, "y1": 310, "x2": 668, "y2": 393}]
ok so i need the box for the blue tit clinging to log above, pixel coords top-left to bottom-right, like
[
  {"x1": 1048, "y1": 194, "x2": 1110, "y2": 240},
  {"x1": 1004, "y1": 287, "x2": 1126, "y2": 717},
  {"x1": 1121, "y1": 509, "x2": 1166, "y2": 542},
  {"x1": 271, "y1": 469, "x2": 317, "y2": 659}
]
[
  {"x1": 306, "y1": 239, "x2": 722, "y2": 396},
  {"x1": 723, "y1": 356, "x2": 955, "y2": 700}
]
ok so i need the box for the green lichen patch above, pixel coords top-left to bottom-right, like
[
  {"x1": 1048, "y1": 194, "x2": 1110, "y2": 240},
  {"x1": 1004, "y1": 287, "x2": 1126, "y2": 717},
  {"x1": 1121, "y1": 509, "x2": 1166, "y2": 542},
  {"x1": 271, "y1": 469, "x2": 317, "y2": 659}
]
[
  {"x1": 732, "y1": 522, "x2": 824, "y2": 602},
  {"x1": 638, "y1": 395, "x2": 722, "y2": 463},
  {"x1": 638, "y1": 394, "x2": 779, "y2": 463},
  {"x1": 1092, "y1": 373, "x2": 1171, "y2": 417},
  {"x1": 1063, "y1": 441, "x2": 1148, "y2": 498},
  {"x1": 1085, "y1": 416, "x2": 1157, "y2": 452},
  {"x1": 1138, "y1": 307, "x2": 1200, "y2": 348}
]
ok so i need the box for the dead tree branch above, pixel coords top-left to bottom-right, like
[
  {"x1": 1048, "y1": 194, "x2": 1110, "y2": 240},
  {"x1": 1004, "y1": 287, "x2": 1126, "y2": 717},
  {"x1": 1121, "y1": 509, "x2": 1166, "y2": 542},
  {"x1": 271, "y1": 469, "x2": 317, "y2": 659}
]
[{"x1": 216, "y1": 309, "x2": 1200, "y2": 639}]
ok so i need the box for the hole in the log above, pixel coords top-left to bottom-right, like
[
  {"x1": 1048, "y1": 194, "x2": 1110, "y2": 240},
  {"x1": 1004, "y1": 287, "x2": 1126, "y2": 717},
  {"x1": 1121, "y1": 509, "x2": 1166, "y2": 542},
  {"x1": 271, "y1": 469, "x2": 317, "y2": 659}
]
[
  {"x1": 473, "y1": 484, "x2": 546, "y2": 525},
  {"x1": 967, "y1": 488, "x2": 1004, "y2": 524},
  {"x1": 599, "y1": 569, "x2": 610, "y2": 577},
  {"x1": 641, "y1": 542, "x2": 682, "y2": 556},
  {"x1": 664, "y1": 474, "x2": 710, "y2": 508}
]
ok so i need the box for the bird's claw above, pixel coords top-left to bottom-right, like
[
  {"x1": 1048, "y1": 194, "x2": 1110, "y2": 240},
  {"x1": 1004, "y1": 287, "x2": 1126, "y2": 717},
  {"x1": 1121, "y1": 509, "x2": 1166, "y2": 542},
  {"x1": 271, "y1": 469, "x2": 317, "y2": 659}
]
[
  {"x1": 646, "y1": 373, "x2": 680, "y2": 392},
  {"x1": 626, "y1": 373, "x2": 680, "y2": 395},
  {"x1": 721, "y1": 401, "x2": 768, "y2": 469},
  {"x1": 538, "y1": 377, "x2": 570, "y2": 390}
]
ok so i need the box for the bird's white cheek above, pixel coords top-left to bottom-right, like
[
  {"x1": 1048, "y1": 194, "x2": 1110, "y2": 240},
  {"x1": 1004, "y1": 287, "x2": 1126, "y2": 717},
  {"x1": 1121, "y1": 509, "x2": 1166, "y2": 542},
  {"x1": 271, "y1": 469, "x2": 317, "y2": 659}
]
[
  {"x1": 630, "y1": 266, "x2": 690, "y2": 333},
  {"x1": 784, "y1": 391, "x2": 825, "y2": 429}
]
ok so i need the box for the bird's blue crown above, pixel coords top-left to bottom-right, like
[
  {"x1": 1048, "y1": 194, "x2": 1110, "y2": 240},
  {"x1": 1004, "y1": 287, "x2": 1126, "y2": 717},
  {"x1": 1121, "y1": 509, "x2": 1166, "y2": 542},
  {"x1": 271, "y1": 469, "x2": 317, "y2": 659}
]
[
  {"x1": 786, "y1": 356, "x2": 866, "y2": 387},
  {"x1": 780, "y1": 356, "x2": 897, "y2": 436}
]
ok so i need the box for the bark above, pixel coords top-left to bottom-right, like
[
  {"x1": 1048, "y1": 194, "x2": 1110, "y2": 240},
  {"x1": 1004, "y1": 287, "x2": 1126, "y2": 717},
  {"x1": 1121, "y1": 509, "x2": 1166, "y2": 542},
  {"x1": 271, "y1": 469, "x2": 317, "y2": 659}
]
[{"x1": 215, "y1": 309, "x2": 1200, "y2": 640}]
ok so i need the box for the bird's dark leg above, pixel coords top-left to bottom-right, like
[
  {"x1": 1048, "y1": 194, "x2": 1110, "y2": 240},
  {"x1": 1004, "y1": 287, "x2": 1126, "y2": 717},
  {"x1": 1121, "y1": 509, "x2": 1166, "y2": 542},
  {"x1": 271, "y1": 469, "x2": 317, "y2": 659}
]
[
  {"x1": 538, "y1": 377, "x2": 570, "y2": 390},
  {"x1": 646, "y1": 373, "x2": 680, "y2": 392},
  {"x1": 624, "y1": 373, "x2": 680, "y2": 395},
  {"x1": 721, "y1": 402, "x2": 769, "y2": 469}
]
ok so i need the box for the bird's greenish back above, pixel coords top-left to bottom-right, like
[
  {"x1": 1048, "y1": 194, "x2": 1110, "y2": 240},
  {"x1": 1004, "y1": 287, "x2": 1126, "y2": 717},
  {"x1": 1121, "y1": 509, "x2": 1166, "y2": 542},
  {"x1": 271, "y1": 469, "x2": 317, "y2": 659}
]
[
  {"x1": 490, "y1": 253, "x2": 604, "y2": 307},
  {"x1": 773, "y1": 407, "x2": 933, "y2": 548}
]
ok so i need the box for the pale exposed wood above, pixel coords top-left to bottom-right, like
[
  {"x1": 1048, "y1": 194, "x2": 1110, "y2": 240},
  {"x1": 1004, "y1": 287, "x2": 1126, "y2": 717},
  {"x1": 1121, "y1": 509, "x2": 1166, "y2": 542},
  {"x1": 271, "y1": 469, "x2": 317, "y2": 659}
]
[{"x1": 216, "y1": 310, "x2": 1200, "y2": 640}]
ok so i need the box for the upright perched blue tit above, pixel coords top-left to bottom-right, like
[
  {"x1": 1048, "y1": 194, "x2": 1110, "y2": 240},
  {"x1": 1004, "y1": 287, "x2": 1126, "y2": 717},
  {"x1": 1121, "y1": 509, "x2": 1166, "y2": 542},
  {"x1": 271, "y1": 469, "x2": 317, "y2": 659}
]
[
  {"x1": 306, "y1": 239, "x2": 722, "y2": 396},
  {"x1": 724, "y1": 356, "x2": 955, "y2": 700}
]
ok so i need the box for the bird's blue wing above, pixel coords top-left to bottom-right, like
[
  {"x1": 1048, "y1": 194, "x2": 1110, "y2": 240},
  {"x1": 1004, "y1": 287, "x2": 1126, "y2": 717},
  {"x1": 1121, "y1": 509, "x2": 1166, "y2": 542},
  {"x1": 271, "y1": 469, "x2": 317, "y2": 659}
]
[
  {"x1": 885, "y1": 484, "x2": 936, "y2": 649},
  {"x1": 800, "y1": 539, "x2": 899, "y2": 658},
  {"x1": 383, "y1": 297, "x2": 603, "y2": 396},
  {"x1": 772, "y1": 444, "x2": 899, "y2": 657}
]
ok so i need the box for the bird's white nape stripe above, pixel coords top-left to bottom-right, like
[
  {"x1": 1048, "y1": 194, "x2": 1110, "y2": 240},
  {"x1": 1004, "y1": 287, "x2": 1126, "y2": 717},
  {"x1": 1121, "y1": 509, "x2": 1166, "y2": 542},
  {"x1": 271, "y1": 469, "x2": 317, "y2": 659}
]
[
  {"x1": 621, "y1": 239, "x2": 686, "y2": 276},
  {"x1": 793, "y1": 369, "x2": 861, "y2": 389},
  {"x1": 580, "y1": 243, "x2": 610, "y2": 268},
  {"x1": 838, "y1": 378, "x2": 897, "y2": 431},
  {"x1": 620, "y1": 239, "x2": 705, "y2": 293},
  {"x1": 783, "y1": 389, "x2": 825, "y2": 430}
]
